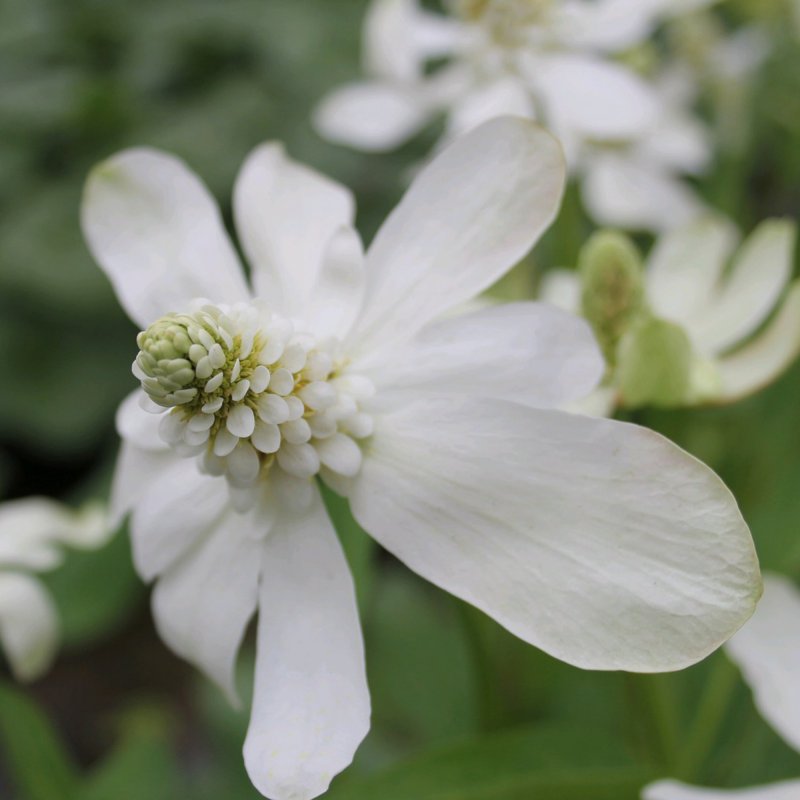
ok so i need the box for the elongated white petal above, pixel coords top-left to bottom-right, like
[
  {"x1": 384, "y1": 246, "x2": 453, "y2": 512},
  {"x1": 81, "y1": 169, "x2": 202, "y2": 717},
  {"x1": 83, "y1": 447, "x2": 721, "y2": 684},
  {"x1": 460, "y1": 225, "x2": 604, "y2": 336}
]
[
  {"x1": 646, "y1": 216, "x2": 740, "y2": 329},
  {"x1": 445, "y1": 77, "x2": 535, "y2": 140},
  {"x1": 364, "y1": 0, "x2": 424, "y2": 81},
  {"x1": 645, "y1": 778, "x2": 800, "y2": 799},
  {"x1": 244, "y1": 488, "x2": 370, "y2": 800},
  {"x1": 314, "y1": 82, "x2": 431, "y2": 153},
  {"x1": 538, "y1": 268, "x2": 581, "y2": 314},
  {"x1": 554, "y1": 0, "x2": 664, "y2": 52},
  {"x1": 233, "y1": 143, "x2": 354, "y2": 320},
  {"x1": 350, "y1": 118, "x2": 565, "y2": 354},
  {"x1": 0, "y1": 498, "x2": 75, "y2": 571},
  {"x1": 82, "y1": 148, "x2": 249, "y2": 328},
  {"x1": 582, "y1": 153, "x2": 705, "y2": 233},
  {"x1": 714, "y1": 283, "x2": 800, "y2": 403},
  {"x1": 351, "y1": 398, "x2": 760, "y2": 671},
  {"x1": 116, "y1": 390, "x2": 168, "y2": 452},
  {"x1": 361, "y1": 302, "x2": 603, "y2": 410},
  {"x1": 640, "y1": 113, "x2": 712, "y2": 175},
  {"x1": 151, "y1": 506, "x2": 264, "y2": 705},
  {"x1": 130, "y1": 459, "x2": 228, "y2": 581},
  {"x1": 110, "y1": 443, "x2": 175, "y2": 528},
  {"x1": 526, "y1": 54, "x2": 658, "y2": 142},
  {"x1": 725, "y1": 574, "x2": 800, "y2": 753},
  {"x1": 0, "y1": 572, "x2": 58, "y2": 681},
  {"x1": 304, "y1": 226, "x2": 366, "y2": 340},
  {"x1": 687, "y1": 221, "x2": 796, "y2": 356}
]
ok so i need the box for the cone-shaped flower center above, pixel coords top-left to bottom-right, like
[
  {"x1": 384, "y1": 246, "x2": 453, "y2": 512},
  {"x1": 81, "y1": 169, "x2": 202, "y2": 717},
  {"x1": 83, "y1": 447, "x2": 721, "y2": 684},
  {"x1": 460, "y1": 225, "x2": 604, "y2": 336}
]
[{"x1": 134, "y1": 302, "x2": 374, "y2": 509}]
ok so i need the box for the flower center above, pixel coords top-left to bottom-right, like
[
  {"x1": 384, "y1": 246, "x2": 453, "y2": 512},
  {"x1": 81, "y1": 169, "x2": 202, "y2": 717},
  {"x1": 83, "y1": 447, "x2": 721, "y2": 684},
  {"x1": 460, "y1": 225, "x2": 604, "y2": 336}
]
[
  {"x1": 452, "y1": 0, "x2": 552, "y2": 44},
  {"x1": 134, "y1": 302, "x2": 374, "y2": 509}
]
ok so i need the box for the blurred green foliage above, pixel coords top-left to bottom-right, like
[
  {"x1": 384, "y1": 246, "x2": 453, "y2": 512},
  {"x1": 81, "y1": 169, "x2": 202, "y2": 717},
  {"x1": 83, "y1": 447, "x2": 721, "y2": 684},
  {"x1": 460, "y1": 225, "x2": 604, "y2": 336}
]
[{"x1": 0, "y1": 0, "x2": 799, "y2": 798}]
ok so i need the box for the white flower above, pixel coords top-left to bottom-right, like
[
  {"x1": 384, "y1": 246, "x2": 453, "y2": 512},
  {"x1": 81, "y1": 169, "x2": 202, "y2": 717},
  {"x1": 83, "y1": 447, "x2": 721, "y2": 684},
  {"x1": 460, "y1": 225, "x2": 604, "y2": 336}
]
[
  {"x1": 0, "y1": 497, "x2": 108, "y2": 681},
  {"x1": 645, "y1": 574, "x2": 800, "y2": 800},
  {"x1": 313, "y1": 0, "x2": 716, "y2": 231},
  {"x1": 82, "y1": 118, "x2": 760, "y2": 800},
  {"x1": 541, "y1": 216, "x2": 800, "y2": 410}
]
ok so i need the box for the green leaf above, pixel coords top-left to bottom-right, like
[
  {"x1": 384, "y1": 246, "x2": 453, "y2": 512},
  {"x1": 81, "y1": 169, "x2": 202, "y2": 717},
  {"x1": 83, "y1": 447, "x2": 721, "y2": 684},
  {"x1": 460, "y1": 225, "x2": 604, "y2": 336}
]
[
  {"x1": 617, "y1": 317, "x2": 693, "y2": 409},
  {"x1": 0, "y1": 681, "x2": 80, "y2": 800},
  {"x1": 327, "y1": 722, "x2": 653, "y2": 800}
]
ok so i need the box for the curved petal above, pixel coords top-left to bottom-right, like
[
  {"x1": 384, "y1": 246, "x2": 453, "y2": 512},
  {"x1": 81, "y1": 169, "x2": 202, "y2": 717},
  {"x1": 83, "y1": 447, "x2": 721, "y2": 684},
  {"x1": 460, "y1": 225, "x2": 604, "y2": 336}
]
[
  {"x1": 350, "y1": 117, "x2": 565, "y2": 355},
  {"x1": 233, "y1": 143, "x2": 355, "y2": 321},
  {"x1": 538, "y1": 268, "x2": 581, "y2": 314},
  {"x1": 646, "y1": 216, "x2": 740, "y2": 329},
  {"x1": 582, "y1": 153, "x2": 705, "y2": 233},
  {"x1": 116, "y1": 390, "x2": 168, "y2": 452},
  {"x1": 350, "y1": 398, "x2": 760, "y2": 672},
  {"x1": 130, "y1": 459, "x2": 229, "y2": 581},
  {"x1": 110, "y1": 442, "x2": 176, "y2": 528},
  {"x1": 640, "y1": 113, "x2": 712, "y2": 175},
  {"x1": 360, "y1": 302, "x2": 604, "y2": 410},
  {"x1": 151, "y1": 503, "x2": 264, "y2": 705},
  {"x1": 82, "y1": 148, "x2": 249, "y2": 329},
  {"x1": 244, "y1": 487, "x2": 369, "y2": 800},
  {"x1": 526, "y1": 54, "x2": 658, "y2": 141},
  {"x1": 725, "y1": 574, "x2": 800, "y2": 753},
  {"x1": 687, "y1": 220, "x2": 796, "y2": 356},
  {"x1": 313, "y1": 82, "x2": 432, "y2": 153},
  {"x1": 715, "y1": 283, "x2": 800, "y2": 403},
  {"x1": 554, "y1": 0, "x2": 663, "y2": 52},
  {"x1": 645, "y1": 778, "x2": 800, "y2": 800},
  {"x1": 445, "y1": 76, "x2": 535, "y2": 140},
  {"x1": 0, "y1": 572, "x2": 58, "y2": 681}
]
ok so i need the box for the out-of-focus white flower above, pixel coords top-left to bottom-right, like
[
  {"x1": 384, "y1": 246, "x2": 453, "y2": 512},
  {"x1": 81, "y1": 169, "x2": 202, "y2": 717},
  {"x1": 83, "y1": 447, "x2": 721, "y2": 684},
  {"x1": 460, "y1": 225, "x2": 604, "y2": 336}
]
[
  {"x1": 541, "y1": 216, "x2": 800, "y2": 410},
  {"x1": 82, "y1": 117, "x2": 761, "y2": 800},
  {"x1": 0, "y1": 498, "x2": 108, "y2": 681},
  {"x1": 314, "y1": 0, "x2": 716, "y2": 231},
  {"x1": 645, "y1": 574, "x2": 800, "y2": 800}
]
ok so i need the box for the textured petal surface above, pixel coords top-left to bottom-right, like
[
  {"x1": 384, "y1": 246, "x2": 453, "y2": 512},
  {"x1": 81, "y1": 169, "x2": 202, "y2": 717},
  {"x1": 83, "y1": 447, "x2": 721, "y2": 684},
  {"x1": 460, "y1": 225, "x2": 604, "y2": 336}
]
[
  {"x1": 351, "y1": 398, "x2": 760, "y2": 671},
  {"x1": 313, "y1": 82, "x2": 431, "y2": 153},
  {"x1": 686, "y1": 220, "x2": 796, "y2": 355},
  {"x1": 234, "y1": 143, "x2": 355, "y2": 321},
  {"x1": 0, "y1": 572, "x2": 58, "y2": 681},
  {"x1": 360, "y1": 302, "x2": 604, "y2": 410},
  {"x1": 244, "y1": 487, "x2": 370, "y2": 800},
  {"x1": 646, "y1": 216, "x2": 740, "y2": 328},
  {"x1": 582, "y1": 153, "x2": 705, "y2": 233},
  {"x1": 151, "y1": 503, "x2": 264, "y2": 705},
  {"x1": 725, "y1": 574, "x2": 800, "y2": 753},
  {"x1": 645, "y1": 778, "x2": 800, "y2": 800},
  {"x1": 82, "y1": 148, "x2": 249, "y2": 328},
  {"x1": 715, "y1": 283, "x2": 800, "y2": 403},
  {"x1": 350, "y1": 118, "x2": 565, "y2": 354},
  {"x1": 527, "y1": 54, "x2": 658, "y2": 141}
]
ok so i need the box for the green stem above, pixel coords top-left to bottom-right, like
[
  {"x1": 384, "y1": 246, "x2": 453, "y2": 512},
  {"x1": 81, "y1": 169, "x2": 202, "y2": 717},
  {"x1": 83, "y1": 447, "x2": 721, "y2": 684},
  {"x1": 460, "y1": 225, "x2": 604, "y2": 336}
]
[
  {"x1": 675, "y1": 653, "x2": 740, "y2": 781},
  {"x1": 624, "y1": 673, "x2": 682, "y2": 771},
  {"x1": 455, "y1": 601, "x2": 500, "y2": 732}
]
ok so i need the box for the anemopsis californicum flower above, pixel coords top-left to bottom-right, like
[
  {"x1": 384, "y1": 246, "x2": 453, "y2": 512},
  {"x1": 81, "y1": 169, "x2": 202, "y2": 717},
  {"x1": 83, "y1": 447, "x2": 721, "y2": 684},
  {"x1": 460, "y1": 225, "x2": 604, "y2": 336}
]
[
  {"x1": 645, "y1": 574, "x2": 800, "y2": 800},
  {"x1": 313, "y1": 0, "x2": 716, "y2": 231},
  {"x1": 0, "y1": 498, "x2": 108, "y2": 681},
  {"x1": 82, "y1": 118, "x2": 761, "y2": 800},
  {"x1": 541, "y1": 216, "x2": 800, "y2": 413}
]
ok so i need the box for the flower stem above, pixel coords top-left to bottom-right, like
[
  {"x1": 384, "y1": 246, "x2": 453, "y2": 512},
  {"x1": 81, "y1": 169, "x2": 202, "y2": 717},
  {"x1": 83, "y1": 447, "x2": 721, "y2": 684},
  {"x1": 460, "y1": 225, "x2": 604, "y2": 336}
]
[{"x1": 624, "y1": 672, "x2": 682, "y2": 771}]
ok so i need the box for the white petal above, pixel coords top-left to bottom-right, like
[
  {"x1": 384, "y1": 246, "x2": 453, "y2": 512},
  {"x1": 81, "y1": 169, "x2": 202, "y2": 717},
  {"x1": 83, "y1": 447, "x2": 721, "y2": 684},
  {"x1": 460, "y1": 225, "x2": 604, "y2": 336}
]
[
  {"x1": 0, "y1": 497, "x2": 78, "y2": 571},
  {"x1": 687, "y1": 220, "x2": 796, "y2": 355},
  {"x1": 725, "y1": 574, "x2": 800, "y2": 752},
  {"x1": 0, "y1": 572, "x2": 58, "y2": 681},
  {"x1": 350, "y1": 118, "x2": 565, "y2": 354},
  {"x1": 645, "y1": 778, "x2": 800, "y2": 800},
  {"x1": 364, "y1": 0, "x2": 424, "y2": 81},
  {"x1": 116, "y1": 390, "x2": 169, "y2": 452},
  {"x1": 314, "y1": 434, "x2": 363, "y2": 478},
  {"x1": 233, "y1": 143, "x2": 354, "y2": 320},
  {"x1": 350, "y1": 398, "x2": 760, "y2": 671},
  {"x1": 131, "y1": 459, "x2": 228, "y2": 581},
  {"x1": 303, "y1": 226, "x2": 366, "y2": 341},
  {"x1": 640, "y1": 113, "x2": 712, "y2": 175},
  {"x1": 313, "y1": 82, "x2": 431, "y2": 153},
  {"x1": 537, "y1": 268, "x2": 581, "y2": 314},
  {"x1": 244, "y1": 488, "x2": 370, "y2": 800},
  {"x1": 445, "y1": 77, "x2": 535, "y2": 141},
  {"x1": 582, "y1": 153, "x2": 706, "y2": 233},
  {"x1": 525, "y1": 54, "x2": 658, "y2": 142},
  {"x1": 646, "y1": 216, "x2": 740, "y2": 329},
  {"x1": 226, "y1": 404, "x2": 256, "y2": 439},
  {"x1": 82, "y1": 148, "x2": 250, "y2": 328},
  {"x1": 360, "y1": 302, "x2": 603, "y2": 410},
  {"x1": 110, "y1": 442, "x2": 175, "y2": 528},
  {"x1": 715, "y1": 283, "x2": 800, "y2": 403},
  {"x1": 554, "y1": 0, "x2": 663, "y2": 52},
  {"x1": 152, "y1": 505, "x2": 265, "y2": 705}
]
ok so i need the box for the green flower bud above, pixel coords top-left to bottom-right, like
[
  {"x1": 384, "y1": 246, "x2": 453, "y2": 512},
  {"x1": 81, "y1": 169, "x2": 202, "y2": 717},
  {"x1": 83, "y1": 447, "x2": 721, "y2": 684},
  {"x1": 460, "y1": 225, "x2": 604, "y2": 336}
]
[
  {"x1": 617, "y1": 317, "x2": 693, "y2": 409},
  {"x1": 579, "y1": 231, "x2": 646, "y2": 367}
]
